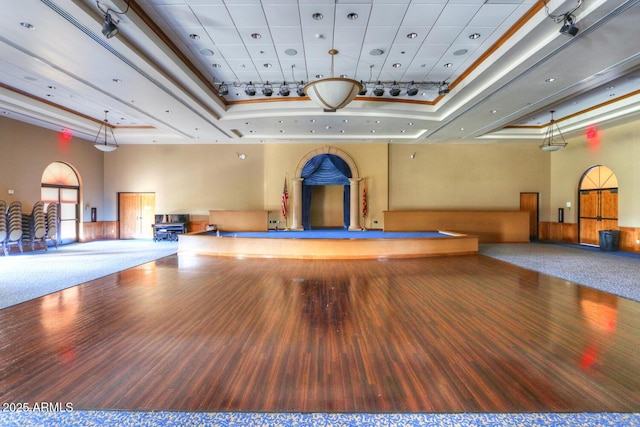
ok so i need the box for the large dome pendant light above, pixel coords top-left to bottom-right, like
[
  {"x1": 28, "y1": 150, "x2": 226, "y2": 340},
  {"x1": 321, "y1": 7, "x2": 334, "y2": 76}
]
[{"x1": 304, "y1": 49, "x2": 362, "y2": 112}]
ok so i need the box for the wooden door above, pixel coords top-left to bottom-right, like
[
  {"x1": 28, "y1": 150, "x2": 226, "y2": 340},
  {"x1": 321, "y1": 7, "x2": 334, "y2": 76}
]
[
  {"x1": 579, "y1": 189, "x2": 618, "y2": 246},
  {"x1": 579, "y1": 166, "x2": 618, "y2": 246},
  {"x1": 520, "y1": 192, "x2": 538, "y2": 241},
  {"x1": 119, "y1": 193, "x2": 155, "y2": 239}
]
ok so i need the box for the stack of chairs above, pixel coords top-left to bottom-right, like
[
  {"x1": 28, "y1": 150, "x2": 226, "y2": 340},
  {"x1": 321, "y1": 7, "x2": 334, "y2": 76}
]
[
  {"x1": 45, "y1": 203, "x2": 59, "y2": 249},
  {"x1": 21, "y1": 201, "x2": 47, "y2": 251},
  {"x1": 0, "y1": 201, "x2": 6, "y2": 255},
  {"x1": 3, "y1": 201, "x2": 23, "y2": 255}
]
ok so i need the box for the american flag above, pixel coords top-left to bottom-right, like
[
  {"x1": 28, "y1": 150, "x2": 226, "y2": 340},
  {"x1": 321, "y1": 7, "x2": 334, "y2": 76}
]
[
  {"x1": 362, "y1": 178, "x2": 367, "y2": 217},
  {"x1": 281, "y1": 177, "x2": 289, "y2": 219}
]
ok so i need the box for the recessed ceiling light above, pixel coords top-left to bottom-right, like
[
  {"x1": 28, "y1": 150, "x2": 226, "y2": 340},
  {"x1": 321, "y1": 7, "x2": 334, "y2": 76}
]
[
  {"x1": 453, "y1": 49, "x2": 468, "y2": 56},
  {"x1": 469, "y1": 33, "x2": 481, "y2": 39},
  {"x1": 112, "y1": 78, "x2": 122, "y2": 83},
  {"x1": 343, "y1": 119, "x2": 349, "y2": 123},
  {"x1": 189, "y1": 34, "x2": 200, "y2": 40},
  {"x1": 251, "y1": 33, "x2": 262, "y2": 39},
  {"x1": 47, "y1": 85, "x2": 56, "y2": 90},
  {"x1": 312, "y1": 12, "x2": 323, "y2": 20},
  {"x1": 407, "y1": 32, "x2": 418, "y2": 39},
  {"x1": 212, "y1": 63, "x2": 221, "y2": 68},
  {"x1": 490, "y1": 110, "x2": 497, "y2": 114},
  {"x1": 285, "y1": 48, "x2": 298, "y2": 56},
  {"x1": 20, "y1": 22, "x2": 34, "y2": 29},
  {"x1": 310, "y1": 130, "x2": 315, "y2": 133},
  {"x1": 315, "y1": 74, "x2": 323, "y2": 78},
  {"x1": 545, "y1": 77, "x2": 556, "y2": 82},
  {"x1": 408, "y1": 122, "x2": 413, "y2": 125},
  {"x1": 340, "y1": 130, "x2": 345, "y2": 133},
  {"x1": 199, "y1": 49, "x2": 214, "y2": 56},
  {"x1": 444, "y1": 63, "x2": 453, "y2": 68},
  {"x1": 392, "y1": 63, "x2": 401, "y2": 68},
  {"x1": 347, "y1": 13, "x2": 358, "y2": 20},
  {"x1": 264, "y1": 63, "x2": 272, "y2": 68},
  {"x1": 369, "y1": 48, "x2": 384, "y2": 56}
]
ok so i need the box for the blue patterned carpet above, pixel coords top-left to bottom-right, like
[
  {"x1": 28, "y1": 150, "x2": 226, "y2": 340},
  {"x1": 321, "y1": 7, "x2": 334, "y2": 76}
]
[{"x1": 2, "y1": 411, "x2": 639, "y2": 426}]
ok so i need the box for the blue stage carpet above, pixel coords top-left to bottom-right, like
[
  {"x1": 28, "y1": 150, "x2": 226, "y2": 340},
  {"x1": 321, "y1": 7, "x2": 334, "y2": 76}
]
[{"x1": 216, "y1": 229, "x2": 448, "y2": 239}]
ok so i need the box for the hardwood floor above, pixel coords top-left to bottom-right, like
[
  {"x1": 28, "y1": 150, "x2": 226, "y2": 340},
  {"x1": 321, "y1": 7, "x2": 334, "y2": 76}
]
[{"x1": 1, "y1": 253, "x2": 639, "y2": 413}]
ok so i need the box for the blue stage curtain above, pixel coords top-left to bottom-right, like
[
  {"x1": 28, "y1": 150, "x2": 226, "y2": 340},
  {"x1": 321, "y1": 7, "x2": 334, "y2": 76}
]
[{"x1": 301, "y1": 154, "x2": 352, "y2": 230}]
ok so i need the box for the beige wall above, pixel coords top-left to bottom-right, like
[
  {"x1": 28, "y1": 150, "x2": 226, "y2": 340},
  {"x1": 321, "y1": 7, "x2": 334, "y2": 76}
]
[
  {"x1": 3, "y1": 114, "x2": 640, "y2": 230},
  {"x1": 389, "y1": 143, "x2": 552, "y2": 220},
  {"x1": 103, "y1": 144, "x2": 265, "y2": 220},
  {"x1": 0, "y1": 117, "x2": 104, "y2": 222},
  {"x1": 549, "y1": 120, "x2": 640, "y2": 227}
]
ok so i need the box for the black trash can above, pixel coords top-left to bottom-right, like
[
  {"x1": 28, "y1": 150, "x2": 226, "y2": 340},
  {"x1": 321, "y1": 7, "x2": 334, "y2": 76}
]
[{"x1": 599, "y1": 230, "x2": 620, "y2": 251}]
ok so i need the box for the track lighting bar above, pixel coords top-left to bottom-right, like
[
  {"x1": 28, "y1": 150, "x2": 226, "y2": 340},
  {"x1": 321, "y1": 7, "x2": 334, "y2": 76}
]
[{"x1": 213, "y1": 81, "x2": 450, "y2": 99}]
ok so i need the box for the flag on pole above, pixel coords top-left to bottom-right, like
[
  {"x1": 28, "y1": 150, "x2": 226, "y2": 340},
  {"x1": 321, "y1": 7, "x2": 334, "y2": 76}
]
[
  {"x1": 281, "y1": 177, "x2": 289, "y2": 219},
  {"x1": 362, "y1": 178, "x2": 367, "y2": 217}
]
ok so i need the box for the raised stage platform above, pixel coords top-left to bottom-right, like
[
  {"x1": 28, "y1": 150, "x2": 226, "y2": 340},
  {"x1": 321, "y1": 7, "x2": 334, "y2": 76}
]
[{"x1": 178, "y1": 229, "x2": 478, "y2": 259}]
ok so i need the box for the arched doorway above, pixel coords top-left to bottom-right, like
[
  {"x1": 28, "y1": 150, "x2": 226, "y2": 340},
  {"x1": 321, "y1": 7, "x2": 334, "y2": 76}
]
[
  {"x1": 301, "y1": 154, "x2": 352, "y2": 230},
  {"x1": 41, "y1": 162, "x2": 80, "y2": 244},
  {"x1": 291, "y1": 147, "x2": 361, "y2": 231},
  {"x1": 579, "y1": 165, "x2": 618, "y2": 246}
]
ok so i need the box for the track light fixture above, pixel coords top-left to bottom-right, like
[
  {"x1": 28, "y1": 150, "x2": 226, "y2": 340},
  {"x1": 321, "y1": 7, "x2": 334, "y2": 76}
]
[
  {"x1": 406, "y1": 82, "x2": 418, "y2": 96},
  {"x1": 218, "y1": 82, "x2": 228, "y2": 96},
  {"x1": 279, "y1": 82, "x2": 290, "y2": 97},
  {"x1": 373, "y1": 82, "x2": 385, "y2": 97},
  {"x1": 438, "y1": 83, "x2": 450, "y2": 95},
  {"x1": 102, "y1": 13, "x2": 118, "y2": 38},
  {"x1": 245, "y1": 82, "x2": 256, "y2": 96},
  {"x1": 543, "y1": 0, "x2": 581, "y2": 37},
  {"x1": 96, "y1": 0, "x2": 129, "y2": 39},
  {"x1": 389, "y1": 82, "x2": 401, "y2": 97},
  {"x1": 262, "y1": 82, "x2": 273, "y2": 97},
  {"x1": 358, "y1": 81, "x2": 367, "y2": 96},
  {"x1": 559, "y1": 14, "x2": 579, "y2": 36}
]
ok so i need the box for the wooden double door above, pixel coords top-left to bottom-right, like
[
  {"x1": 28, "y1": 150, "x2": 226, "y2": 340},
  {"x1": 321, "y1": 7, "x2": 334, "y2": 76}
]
[
  {"x1": 119, "y1": 193, "x2": 155, "y2": 239},
  {"x1": 578, "y1": 165, "x2": 618, "y2": 246},
  {"x1": 579, "y1": 188, "x2": 618, "y2": 246}
]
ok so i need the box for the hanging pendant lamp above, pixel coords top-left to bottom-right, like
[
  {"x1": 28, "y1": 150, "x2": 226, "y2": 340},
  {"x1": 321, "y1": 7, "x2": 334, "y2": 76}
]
[
  {"x1": 304, "y1": 49, "x2": 362, "y2": 111},
  {"x1": 539, "y1": 110, "x2": 568, "y2": 152},
  {"x1": 94, "y1": 110, "x2": 119, "y2": 152}
]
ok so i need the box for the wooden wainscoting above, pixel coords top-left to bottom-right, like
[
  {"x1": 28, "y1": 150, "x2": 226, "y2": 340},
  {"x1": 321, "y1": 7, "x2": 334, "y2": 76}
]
[
  {"x1": 539, "y1": 222, "x2": 578, "y2": 243},
  {"x1": 383, "y1": 211, "x2": 529, "y2": 243},
  {"x1": 81, "y1": 221, "x2": 118, "y2": 242},
  {"x1": 619, "y1": 227, "x2": 640, "y2": 253}
]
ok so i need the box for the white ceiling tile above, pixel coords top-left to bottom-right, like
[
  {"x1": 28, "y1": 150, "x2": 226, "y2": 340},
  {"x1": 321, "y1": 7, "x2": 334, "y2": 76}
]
[
  {"x1": 204, "y1": 26, "x2": 243, "y2": 44},
  {"x1": 226, "y1": 5, "x2": 269, "y2": 27},
  {"x1": 335, "y1": 26, "x2": 367, "y2": 45},
  {"x1": 400, "y1": 4, "x2": 444, "y2": 27},
  {"x1": 363, "y1": 26, "x2": 402, "y2": 44},
  {"x1": 424, "y1": 27, "x2": 464, "y2": 45},
  {"x1": 368, "y1": 4, "x2": 409, "y2": 27},
  {"x1": 263, "y1": 5, "x2": 302, "y2": 27},
  {"x1": 190, "y1": 5, "x2": 234, "y2": 27},
  {"x1": 153, "y1": 5, "x2": 201, "y2": 27},
  {"x1": 216, "y1": 45, "x2": 251, "y2": 59},
  {"x1": 434, "y1": 4, "x2": 483, "y2": 27},
  {"x1": 469, "y1": 4, "x2": 519, "y2": 27}
]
